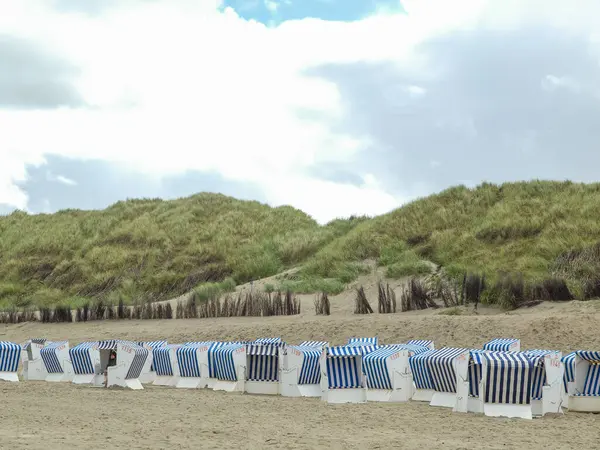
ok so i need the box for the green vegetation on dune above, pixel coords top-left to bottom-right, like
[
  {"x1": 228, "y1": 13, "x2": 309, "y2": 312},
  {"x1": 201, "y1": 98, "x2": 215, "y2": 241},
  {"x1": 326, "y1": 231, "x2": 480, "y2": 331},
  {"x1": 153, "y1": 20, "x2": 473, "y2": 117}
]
[
  {"x1": 3, "y1": 180, "x2": 600, "y2": 309},
  {"x1": 301, "y1": 180, "x2": 600, "y2": 297},
  {"x1": 0, "y1": 193, "x2": 365, "y2": 308}
]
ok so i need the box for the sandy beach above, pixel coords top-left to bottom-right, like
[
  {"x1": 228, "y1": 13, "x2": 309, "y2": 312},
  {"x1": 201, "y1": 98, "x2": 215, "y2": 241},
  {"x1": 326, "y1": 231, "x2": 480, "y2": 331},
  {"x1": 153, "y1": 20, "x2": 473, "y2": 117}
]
[
  {"x1": 1, "y1": 380, "x2": 599, "y2": 450},
  {"x1": 2, "y1": 292, "x2": 600, "y2": 449}
]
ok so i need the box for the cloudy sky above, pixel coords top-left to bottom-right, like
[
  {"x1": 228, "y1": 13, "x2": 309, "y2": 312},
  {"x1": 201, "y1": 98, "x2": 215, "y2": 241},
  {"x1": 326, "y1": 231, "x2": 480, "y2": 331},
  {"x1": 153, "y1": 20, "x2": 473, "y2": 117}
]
[{"x1": 1, "y1": 0, "x2": 600, "y2": 223}]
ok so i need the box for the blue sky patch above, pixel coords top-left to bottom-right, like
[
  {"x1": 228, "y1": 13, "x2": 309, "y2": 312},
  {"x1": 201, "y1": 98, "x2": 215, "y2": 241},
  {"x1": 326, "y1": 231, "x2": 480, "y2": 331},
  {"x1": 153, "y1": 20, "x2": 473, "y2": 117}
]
[{"x1": 221, "y1": 0, "x2": 404, "y2": 25}]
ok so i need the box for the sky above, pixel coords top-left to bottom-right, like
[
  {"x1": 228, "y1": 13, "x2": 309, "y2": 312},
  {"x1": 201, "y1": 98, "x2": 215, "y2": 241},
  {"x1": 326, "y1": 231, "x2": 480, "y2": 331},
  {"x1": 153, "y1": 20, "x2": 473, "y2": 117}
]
[{"x1": 1, "y1": 0, "x2": 600, "y2": 224}]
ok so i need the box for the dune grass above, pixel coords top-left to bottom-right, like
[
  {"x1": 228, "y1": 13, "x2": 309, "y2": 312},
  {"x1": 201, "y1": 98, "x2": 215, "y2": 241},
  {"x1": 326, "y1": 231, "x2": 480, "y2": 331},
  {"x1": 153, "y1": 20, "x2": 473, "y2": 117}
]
[
  {"x1": 3, "y1": 180, "x2": 600, "y2": 309},
  {"x1": 0, "y1": 193, "x2": 365, "y2": 308},
  {"x1": 300, "y1": 180, "x2": 600, "y2": 298}
]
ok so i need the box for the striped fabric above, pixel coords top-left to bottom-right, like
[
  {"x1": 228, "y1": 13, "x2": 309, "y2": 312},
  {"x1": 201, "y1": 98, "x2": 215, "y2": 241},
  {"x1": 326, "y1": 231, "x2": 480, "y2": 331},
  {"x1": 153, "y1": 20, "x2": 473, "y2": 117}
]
[
  {"x1": 329, "y1": 346, "x2": 378, "y2": 357},
  {"x1": 562, "y1": 351, "x2": 577, "y2": 392},
  {"x1": 468, "y1": 351, "x2": 485, "y2": 397},
  {"x1": 574, "y1": 351, "x2": 600, "y2": 396},
  {"x1": 184, "y1": 341, "x2": 213, "y2": 347},
  {"x1": 207, "y1": 342, "x2": 228, "y2": 378},
  {"x1": 363, "y1": 346, "x2": 411, "y2": 390},
  {"x1": 352, "y1": 345, "x2": 378, "y2": 354},
  {"x1": 213, "y1": 343, "x2": 245, "y2": 381},
  {"x1": 247, "y1": 342, "x2": 280, "y2": 382},
  {"x1": 288, "y1": 345, "x2": 321, "y2": 385},
  {"x1": 176, "y1": 345, "x2": 203, "y2": 378},
  {"x1": 98, "y1": 339, "x2": 145, "y2": 350},
  {"x1": 153, "y1": 345, "x2": 179, "y2": 376},
  {"x1": 329, "y1": 346, "x2": 363, "y2": 357},
  {"x1": 124, "y1": 344, "x2": 149, "y2": 380},
  {"x1": 426, "y1": 347, "x2": 470, "y2": 393},
  {"x1": 122, "y1": 340, "x2": 143, "y2": 348},
  {"x1": 137, "y1": 341, "x2": 167, "y2": 371},
  {"x1": 510, "y1": 351, "x2": 551, "y2": 401},
  {"x1": 0, "y1": 341, "x2": 22, "y2": 373},
  {"x1": 524, "y1": 349, "x2": 559, "y2": 357},
  {"x1": 299, "y1": 341, "x2": 328, "y2": 348},
  {"x1": 522, "y1": 349, "x2": 560, "y2": 400},
  {"x1": 207, "y1": 341, "x2": 248, "y2": 377},
  {"x1": 254, "y1": 337, "x2": 282, "y2": 345},
  {"x1": 220, "y1": 340, "x2": 250, "y2": 346},
  {"x1": 326, "y1": 351, "x2": 362, "y2": 389},
  {"x1": 96, "y1": 340, "x2": 118, "y2": 350},
  {"x1": 348, "y1": 337, "x2": 378, "y2": 346},
  {"x1": 575, "y1": 350, "x2": 600, "y2": 362},
  {"x1": 483, "y1": 338, "x2": 519, "y2": 352},
  {"x1": 381, "y1": 344, "x2": 430, "y2": 355},
  {"x1": 93, "y1": 340, "x2": 149, "y2": 379},
  {"x1": 40, "y1": 341, "x2": 67, "y2": 374},
  {"x1": 530, "y1": 359, "x2": 547, "y2": 401},
  {"x1": 138, "y1": 341, "x2": 167, "y2": 348},
  {"x1": 409, "y1": 349, "x2": 435, "y2": 390},
  {"x1": 246, "y1": 338, "x2": 284, "y2": 383},
  {"x1": 482, "y1": 352, "x2": 534, "y2": 405},
  {"x1": 22, "y1": 338, "x2": 47, "y2": 349},
  {"x1": 581, "y1": 364, "x2": 600, "y2": 396},
  {"x1": 69, "y1": 342, "x2": 97, "y2": 375},
  {"x1": 247, "y1": 344, "x2": 280, "y2": 356},
  {"x1": 247, "y1": 354, "x2": 279, "y2": 381},
  {"x1": 406, "y1": 339, "x2": 434, "y2": 349}
]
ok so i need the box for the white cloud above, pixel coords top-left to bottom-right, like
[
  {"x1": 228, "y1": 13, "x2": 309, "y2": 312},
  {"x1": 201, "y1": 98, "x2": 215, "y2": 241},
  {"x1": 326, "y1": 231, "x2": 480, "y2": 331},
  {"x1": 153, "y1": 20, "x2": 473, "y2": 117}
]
[
  {"x1": 0, "y1": 0, "x2": 599, "y2": 222},
  {"x1": 541, "y1": 74, "x2": 600, "y2": 100},
  {"x1": 405, "y1": 85, "x2": 426, "y2": 96},
  {"x1": 56, "y1": 175, "x2": 77, "y2": 186},
  {"x1": 47, "y1": 172, "x2": 77, "y2": 186},
  {"x1": 542, "y1": 75, "x2": 581, "y2": 92},
  {"x1": 0, "y1": 151, "x2": 46, "y2": 210},
  {"x1": 262, "y1": 173, "x2": 398, "y2": 221}
]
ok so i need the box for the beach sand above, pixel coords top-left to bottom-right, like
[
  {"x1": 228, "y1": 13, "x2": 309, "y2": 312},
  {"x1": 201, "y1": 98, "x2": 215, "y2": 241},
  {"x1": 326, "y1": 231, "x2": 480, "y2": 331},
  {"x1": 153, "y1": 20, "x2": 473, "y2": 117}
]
[{"x1": 2, "y1": 285, "x2": 600, "y2": 449}]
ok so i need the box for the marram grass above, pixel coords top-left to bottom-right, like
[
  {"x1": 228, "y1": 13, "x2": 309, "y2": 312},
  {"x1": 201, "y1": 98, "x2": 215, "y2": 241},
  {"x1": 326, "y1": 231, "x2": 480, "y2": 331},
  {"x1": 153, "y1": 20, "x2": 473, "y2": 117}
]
[{"x1": 3, "y1": 180, "x2": 600, "y2": 308}]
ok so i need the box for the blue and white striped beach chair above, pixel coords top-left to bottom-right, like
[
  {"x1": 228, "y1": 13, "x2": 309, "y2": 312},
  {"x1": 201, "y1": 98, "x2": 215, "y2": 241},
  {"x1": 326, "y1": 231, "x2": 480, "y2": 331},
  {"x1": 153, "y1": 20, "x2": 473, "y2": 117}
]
[
  {"x1": 565, "y1": 350, "x2": 600, "y2": 413},
  {"x1": 0, "y1": 341, "x2": 22, "y2": 382},
  {"x1": 280, "y1": 343, "x2": 325, "y2": 397}
]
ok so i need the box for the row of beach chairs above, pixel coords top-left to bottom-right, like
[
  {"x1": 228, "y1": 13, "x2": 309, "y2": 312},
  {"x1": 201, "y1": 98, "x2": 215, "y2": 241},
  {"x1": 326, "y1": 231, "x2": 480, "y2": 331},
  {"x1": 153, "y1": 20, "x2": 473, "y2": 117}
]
[{"x1": 1, "y1": 337, "x2": 599, "y2": 419}]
